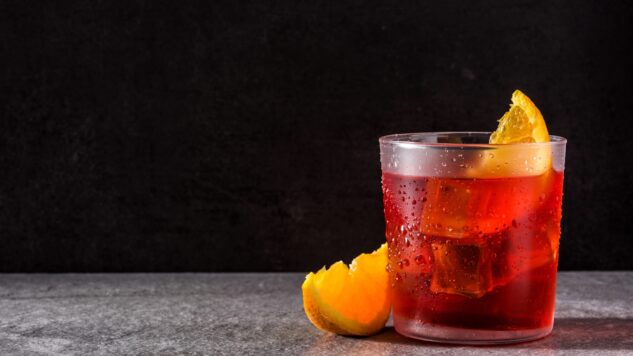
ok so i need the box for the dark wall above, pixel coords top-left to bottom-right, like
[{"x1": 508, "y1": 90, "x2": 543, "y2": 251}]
[{"x1": 1, "y1": 1, "x2": 632, "y2": 272}]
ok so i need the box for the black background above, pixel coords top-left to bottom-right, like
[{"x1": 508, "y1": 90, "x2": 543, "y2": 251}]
[{"x1": 1, "y1": 1, "x2": 632, "y2": 272}]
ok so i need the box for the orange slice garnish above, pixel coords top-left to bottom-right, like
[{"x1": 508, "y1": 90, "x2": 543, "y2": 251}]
[{"x1": 490, "y1": 90, "x2": 549, "y2": 144}]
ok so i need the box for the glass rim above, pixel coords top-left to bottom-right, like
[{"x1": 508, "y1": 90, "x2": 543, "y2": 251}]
[{"x1": 379, "y1": 131, "x2": 567, "y2": 149}]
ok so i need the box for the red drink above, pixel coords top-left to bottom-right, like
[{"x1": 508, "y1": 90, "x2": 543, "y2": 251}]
[{"x1": 382, "y1": 168, "x2": 564, "y2": 341}]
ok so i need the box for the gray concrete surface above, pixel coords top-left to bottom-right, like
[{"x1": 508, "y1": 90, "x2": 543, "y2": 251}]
[{"x1": 0, "y1": 272, "x2": 632, "y2": 355}]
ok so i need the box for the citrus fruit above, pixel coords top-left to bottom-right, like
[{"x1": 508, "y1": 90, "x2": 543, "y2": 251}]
[
  {"x1": 489, "y1": 90, "x2": 549, "y2": 144},
  {"x1": 465, "y1": 90, "x2": 552, "y2": 178},
  {"x1": 302, "y1": 243, "x2": 391, "y2": 336}
]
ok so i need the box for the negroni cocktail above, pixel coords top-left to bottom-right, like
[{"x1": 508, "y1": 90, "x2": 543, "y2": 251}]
[{"x1": 380, "y1": 129, "x2": 566, "y2": 344}]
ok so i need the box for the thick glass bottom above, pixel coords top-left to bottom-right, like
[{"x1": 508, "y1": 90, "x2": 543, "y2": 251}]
[{"x1": 394, "y1": 317, "x2": 553, "y2": 345}]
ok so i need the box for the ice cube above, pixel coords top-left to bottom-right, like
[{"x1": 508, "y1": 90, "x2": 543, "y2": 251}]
[
  {"x1": 489, "y1": 220, "x2": 559, "y2": 288},
  {"x1": 421, "y1": 178, "x2": 516, "y2": 239},
  {"x1": 430, "y1": 239, "x2": 493, "y2": 298}
]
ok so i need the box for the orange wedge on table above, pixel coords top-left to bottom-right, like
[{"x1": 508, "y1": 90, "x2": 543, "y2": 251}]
[{"x1": 302, "y1": 243, "x2": 391, "y2": 336}]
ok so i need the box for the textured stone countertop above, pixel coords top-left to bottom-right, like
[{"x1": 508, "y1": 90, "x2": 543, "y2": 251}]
[{"x1": 0, "y1": 272, "x2": 632, "y2": 355}]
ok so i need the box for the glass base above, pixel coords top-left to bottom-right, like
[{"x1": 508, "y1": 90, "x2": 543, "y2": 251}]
[{"x1": 394, "y1": 317, "x2": 553, "y2": 345}]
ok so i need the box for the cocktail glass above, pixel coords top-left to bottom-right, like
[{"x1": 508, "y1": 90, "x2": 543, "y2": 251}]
[{"x1": 379, "y1": 132, "x2": 566, "y2": 344}]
